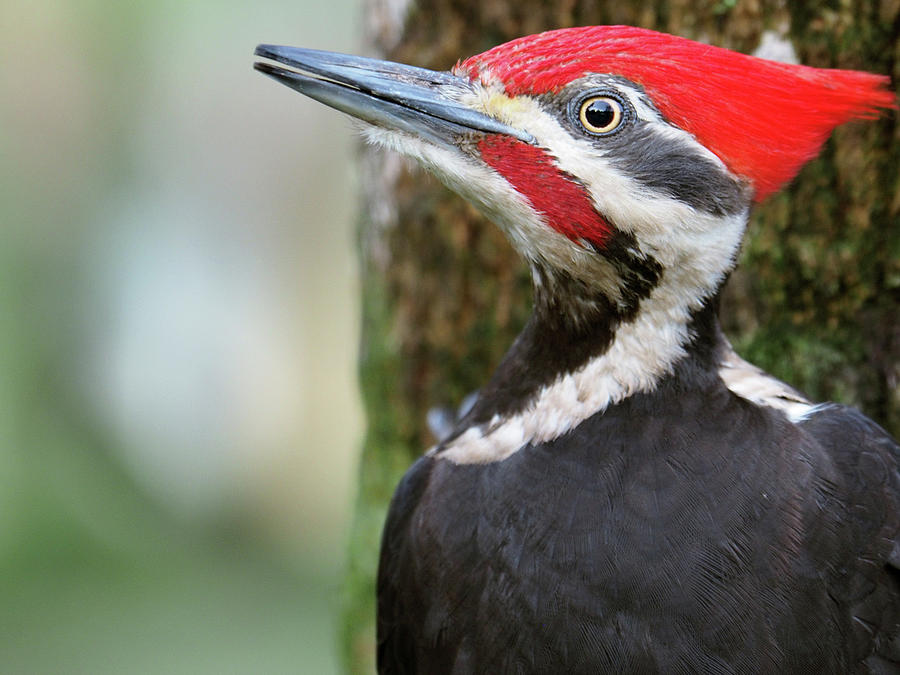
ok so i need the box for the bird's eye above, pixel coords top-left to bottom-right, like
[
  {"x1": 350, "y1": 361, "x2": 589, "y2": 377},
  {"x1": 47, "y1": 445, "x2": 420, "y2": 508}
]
[{"x1": 578, "y1": 96, "x2": 624, "y2": 135}]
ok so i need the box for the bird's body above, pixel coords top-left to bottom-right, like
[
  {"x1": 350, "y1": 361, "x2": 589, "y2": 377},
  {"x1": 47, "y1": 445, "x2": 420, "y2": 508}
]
[
  {"x1": 255, "y1": 25, "x2": 899, "y2": 673},
  {"x1": 379, "y1": 308, "x2": 900, "y2": 672}
]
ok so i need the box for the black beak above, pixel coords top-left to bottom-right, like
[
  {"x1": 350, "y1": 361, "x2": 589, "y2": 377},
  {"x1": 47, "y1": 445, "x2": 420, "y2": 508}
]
[{"x1": 253, "y1": 45, "x2": 534, "y2": 147}]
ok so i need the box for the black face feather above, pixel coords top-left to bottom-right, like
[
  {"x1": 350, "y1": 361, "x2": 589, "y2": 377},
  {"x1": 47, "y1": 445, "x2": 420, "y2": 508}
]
[
  {"x1": 599, "y1": 121, "x2": 750, "y2": 216},
  {"x1": 592, "y1": 230, "x2": 664, "y2": 315}
]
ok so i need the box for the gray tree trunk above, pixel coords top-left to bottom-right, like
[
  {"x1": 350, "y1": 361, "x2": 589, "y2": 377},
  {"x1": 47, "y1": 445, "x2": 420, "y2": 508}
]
[{"x1": 342, "y1": 2, "x2": 899, "y2": 671}]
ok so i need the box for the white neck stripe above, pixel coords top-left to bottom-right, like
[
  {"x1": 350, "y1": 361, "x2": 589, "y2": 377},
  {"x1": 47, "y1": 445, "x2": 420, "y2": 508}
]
[
  {"x1": 434, "y1": 278, "x2": 700, "y2": 464},
  {"x1": 433, "y1": 336, "x2": 819, "y2": 465}
]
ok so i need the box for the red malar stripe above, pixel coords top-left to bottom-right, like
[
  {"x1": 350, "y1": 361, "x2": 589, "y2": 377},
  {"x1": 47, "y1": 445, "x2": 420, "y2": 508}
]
[{"x1": 478, "y1": 135, "x2": 613, "y2": 247}]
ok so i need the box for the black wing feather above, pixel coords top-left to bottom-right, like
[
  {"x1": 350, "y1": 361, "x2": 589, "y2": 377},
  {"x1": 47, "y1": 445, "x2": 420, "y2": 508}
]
[
  {"x1": 799, "y1": 404, "x2": 900, "y2": 669},
  {"x1": 376, "y1": 457, "x2": 434, "y2": 674}
]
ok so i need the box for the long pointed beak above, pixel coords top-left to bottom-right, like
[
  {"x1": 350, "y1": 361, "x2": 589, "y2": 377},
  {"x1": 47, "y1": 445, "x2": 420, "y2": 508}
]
[{"x1": 253, "y1": 45, "x2": 534, "y2": 147}]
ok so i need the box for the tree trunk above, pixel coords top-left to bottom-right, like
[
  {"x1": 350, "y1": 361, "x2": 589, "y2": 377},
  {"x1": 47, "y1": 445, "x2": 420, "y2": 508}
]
[{"x1": 341, "y1": 2, "x2": 899, "y2": 671}]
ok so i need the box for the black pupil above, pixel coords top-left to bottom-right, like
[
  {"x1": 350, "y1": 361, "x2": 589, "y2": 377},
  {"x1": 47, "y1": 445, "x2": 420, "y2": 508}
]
[{"x1": 585, "y1": 99, "x2": 615, "y2": 129}]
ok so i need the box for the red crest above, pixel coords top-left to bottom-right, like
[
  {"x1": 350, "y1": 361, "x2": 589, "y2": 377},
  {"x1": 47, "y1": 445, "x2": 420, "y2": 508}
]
[{"x1": 457, "y1": 26, "x2": 895, "y2": 200}]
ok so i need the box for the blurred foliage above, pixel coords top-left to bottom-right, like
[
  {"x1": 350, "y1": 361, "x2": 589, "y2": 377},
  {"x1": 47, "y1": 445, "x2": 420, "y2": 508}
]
[
  {"x1": 0, "y1": 430, "x2": 338, "y2": 674},
  {"x1": 0, "y1": 253, "x2": 342, "y2": 673},
  {"x1": 2, "y1": 0, "x2": 361, "y2": 672}
]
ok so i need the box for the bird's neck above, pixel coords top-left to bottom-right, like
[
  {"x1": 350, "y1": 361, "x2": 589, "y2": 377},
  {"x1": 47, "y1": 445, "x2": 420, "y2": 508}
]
[{"x1": 434, "y1": 268, "x2": 726, "y2": 464}]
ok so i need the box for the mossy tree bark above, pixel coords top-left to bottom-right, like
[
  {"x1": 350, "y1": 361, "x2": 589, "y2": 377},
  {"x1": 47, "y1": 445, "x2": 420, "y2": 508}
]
[{"x1": 341, "y1": 1, "x2": 899, "y2": 671}]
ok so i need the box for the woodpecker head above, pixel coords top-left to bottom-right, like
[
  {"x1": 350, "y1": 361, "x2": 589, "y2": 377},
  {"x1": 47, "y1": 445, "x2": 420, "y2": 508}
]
[{"x1": 255, "y1": 27, "x2": 894, "y2": 327}]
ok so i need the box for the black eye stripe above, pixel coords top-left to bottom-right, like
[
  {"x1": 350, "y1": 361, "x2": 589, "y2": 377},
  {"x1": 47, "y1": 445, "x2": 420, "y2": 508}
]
[{"x1": 539, "y1": 78, "x2": 749, "y2": 216}]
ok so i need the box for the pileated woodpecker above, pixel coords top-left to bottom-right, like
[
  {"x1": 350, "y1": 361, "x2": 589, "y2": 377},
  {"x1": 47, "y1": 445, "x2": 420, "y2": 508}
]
[{"x1": 255, "y1": 26, "x2": 899, "y2": 673}]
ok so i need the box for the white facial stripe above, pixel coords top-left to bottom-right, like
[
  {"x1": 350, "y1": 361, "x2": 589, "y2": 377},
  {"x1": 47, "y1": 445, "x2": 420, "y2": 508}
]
[{"x1": 614, "y1": 82, "x2": 665, "y2": 123}]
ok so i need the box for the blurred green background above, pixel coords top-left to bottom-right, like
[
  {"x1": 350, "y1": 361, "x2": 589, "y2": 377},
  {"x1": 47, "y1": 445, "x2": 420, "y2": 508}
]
[{"x1": 1, "y1": 0, "x2": 363, "y2": 672}]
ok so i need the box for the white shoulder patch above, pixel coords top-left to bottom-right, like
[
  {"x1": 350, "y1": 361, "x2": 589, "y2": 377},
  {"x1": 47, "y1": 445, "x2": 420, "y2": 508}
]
[{"x1": 717, "y1": 346, "x2": 817, "y2": 421}]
